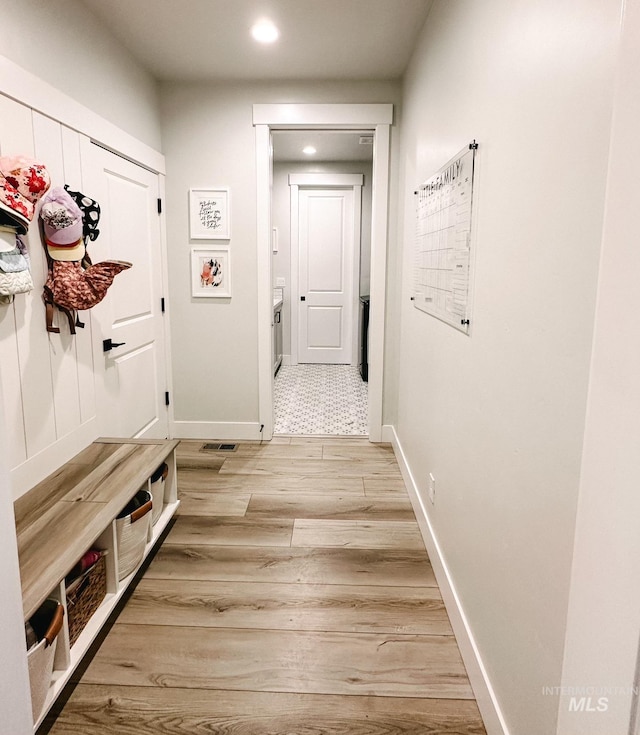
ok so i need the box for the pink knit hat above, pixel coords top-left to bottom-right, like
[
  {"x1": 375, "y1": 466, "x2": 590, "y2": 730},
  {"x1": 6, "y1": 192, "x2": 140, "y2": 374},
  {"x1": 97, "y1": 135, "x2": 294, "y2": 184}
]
[
  {"x1": 40, "y1": 187, "x2": 85, "y2": 262},
  {"x1": 0, "y1": 155, "x2": 50, "y2": 234}
]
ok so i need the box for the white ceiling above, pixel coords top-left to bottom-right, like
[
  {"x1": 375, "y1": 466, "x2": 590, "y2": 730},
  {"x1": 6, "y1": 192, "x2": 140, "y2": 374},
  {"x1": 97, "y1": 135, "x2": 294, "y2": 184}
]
[
  {"x1": 80, "y1": 0, "x2": 433, "y2": 82},
  {"x1": 272, "y1": 131, "x2": 373, "y2": 162}
]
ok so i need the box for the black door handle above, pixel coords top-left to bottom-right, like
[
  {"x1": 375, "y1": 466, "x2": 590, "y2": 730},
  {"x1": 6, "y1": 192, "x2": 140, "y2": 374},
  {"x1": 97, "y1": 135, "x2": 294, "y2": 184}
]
[
  {"x1": 300, "y1": 296, "x2": 306, "y2": 301},
  {"x1": 103, "y1": 338, "x2": 126, "y2": 352}
]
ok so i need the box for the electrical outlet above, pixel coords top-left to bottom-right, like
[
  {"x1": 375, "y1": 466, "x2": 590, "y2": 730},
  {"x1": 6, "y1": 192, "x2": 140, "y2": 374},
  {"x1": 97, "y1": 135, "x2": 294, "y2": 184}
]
[{"x1": 428, "y1": 473, "x2": 436, "y2": 504}]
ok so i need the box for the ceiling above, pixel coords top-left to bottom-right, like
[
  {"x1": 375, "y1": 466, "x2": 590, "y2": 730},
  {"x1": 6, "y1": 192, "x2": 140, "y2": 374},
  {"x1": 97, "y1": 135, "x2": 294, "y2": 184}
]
[
  {"x1": 272, "y1": 131, "x2": 373, "y2": 162},
  {"x1": 80, "y1": 0, "x2": 433, "y2": 82}
]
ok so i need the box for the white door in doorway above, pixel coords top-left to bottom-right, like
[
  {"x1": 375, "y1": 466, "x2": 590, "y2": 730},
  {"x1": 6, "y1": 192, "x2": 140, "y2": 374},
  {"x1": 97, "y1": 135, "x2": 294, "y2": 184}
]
[
  {"x1": 81, "y1": 142, "x2": 169, "y2": 438},
  {"x1": 298, "y1": 187, "x2": 358, "y2": 364}
]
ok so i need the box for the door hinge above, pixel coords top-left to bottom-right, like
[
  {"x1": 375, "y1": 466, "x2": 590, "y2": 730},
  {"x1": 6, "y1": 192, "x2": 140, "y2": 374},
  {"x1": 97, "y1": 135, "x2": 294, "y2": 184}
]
[
  {"x1": 157, "y1": 198, "x2": 162, "y2": 214},
  {"x1": 161, "y1": 297, "x2": 165, "y2": 313},
  {"x1": 165, "y1": 391, "x2": 170, "y2": 406}
]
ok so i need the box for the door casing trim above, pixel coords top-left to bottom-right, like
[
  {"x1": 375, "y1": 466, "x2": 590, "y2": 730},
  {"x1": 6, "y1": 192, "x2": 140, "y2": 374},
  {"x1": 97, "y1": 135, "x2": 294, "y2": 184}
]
[{"x1": 254, "y1": 103, "x2": 392, "y2": 442}]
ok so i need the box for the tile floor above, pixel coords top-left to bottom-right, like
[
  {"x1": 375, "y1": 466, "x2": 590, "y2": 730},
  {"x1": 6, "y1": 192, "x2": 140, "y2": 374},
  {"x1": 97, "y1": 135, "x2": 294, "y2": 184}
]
[{"x1": 274, "y1": 364, "x2": 368, "y2": 435}]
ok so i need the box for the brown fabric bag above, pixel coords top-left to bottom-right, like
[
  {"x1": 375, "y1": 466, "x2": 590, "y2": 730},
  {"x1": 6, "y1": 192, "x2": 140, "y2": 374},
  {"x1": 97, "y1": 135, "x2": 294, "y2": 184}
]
[{"x1": 43, "y1": 260, "x2": 131, "y2": 334}]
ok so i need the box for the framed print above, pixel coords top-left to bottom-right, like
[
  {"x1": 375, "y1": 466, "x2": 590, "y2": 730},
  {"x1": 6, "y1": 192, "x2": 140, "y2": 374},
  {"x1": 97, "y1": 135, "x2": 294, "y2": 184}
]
[
  {"x1": 189, "y1": 187, "x2": 230, "y2": 239},
  {"x1": 191, "y1": 247, "x2": 231, "y2": 298}
]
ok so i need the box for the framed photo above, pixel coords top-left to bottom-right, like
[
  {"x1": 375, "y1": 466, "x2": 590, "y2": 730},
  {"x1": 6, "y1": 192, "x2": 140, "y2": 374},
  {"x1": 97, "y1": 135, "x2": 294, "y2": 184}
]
[
  {"x1": 189, "y1": 187, "x2": 230, "y2": 239},
  {"x1": 191, "y1": 247, "x2": 231, "y2": 298}
]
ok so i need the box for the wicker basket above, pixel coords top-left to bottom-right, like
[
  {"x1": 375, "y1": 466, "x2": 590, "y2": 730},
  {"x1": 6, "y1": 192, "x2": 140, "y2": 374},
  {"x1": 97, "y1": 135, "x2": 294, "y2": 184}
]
[
  {"x1": 116, "y1": 489, "x2": 152, "y2": 580},
  {"x1": 149, "y1": 462, "x2": 168, "y2": 526},
  {"x1": 66, "y1": 553, "x2": 107, "y2": 647},
  {"x1": 26, "y1": 598, "x2": 64, "y2": 721}
]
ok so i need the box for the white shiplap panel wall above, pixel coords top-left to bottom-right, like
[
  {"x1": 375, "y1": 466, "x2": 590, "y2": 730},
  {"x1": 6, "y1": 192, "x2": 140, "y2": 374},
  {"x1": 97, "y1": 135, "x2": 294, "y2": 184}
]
[
  {"x1": 8, "y1": 109, "x2": 57, "y2": 460},
  {"x1": 61, "y1": 126, "x2": 97, "y2": 425},
  {"x1": 0, "y1": 95, "x2": 98, "y2": 498},
  {"x1": 33, "y1": 112, "x2": 82, "y2": 438},
  {"x1": 0, "y1": 96, "x2": 38, "y2": 467},
  {"x1": 2, "y1": 103, "x2": 56, "y2": 464}
]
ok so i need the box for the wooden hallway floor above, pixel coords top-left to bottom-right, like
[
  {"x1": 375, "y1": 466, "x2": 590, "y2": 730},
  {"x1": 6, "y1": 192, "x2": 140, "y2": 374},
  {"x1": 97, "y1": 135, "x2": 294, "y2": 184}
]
[{"x1": 43, "y1": 438, "x2": 487, "y2": 734}]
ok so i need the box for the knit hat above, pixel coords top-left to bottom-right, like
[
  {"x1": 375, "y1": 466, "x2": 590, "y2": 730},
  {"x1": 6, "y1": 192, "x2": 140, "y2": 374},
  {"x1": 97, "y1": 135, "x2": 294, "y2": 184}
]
[
  {"x1": 0, "y1": 156, "x2": 50, "y2": 234},
  {"x1": 40, "y1": 187, "x2": 85, "y2": 262}
]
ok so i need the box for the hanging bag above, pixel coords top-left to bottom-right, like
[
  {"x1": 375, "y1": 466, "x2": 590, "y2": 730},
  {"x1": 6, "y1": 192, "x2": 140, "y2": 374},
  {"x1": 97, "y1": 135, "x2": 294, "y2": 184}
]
[
  {"x1": 40, "y1": 187, "x2": 131, "y2": 333},
  {"x1": 0, "y1": 269, "x2": 33, "y2": 303},
  {"x1": 0, "y1": 237, "x2": 33, "y2": 302}
]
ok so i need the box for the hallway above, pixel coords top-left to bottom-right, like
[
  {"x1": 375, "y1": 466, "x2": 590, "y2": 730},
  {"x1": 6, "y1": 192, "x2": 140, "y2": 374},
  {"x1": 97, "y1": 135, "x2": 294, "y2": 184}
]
[{"x1": 42, "y1": 438, "x2": 486, "y2": 734}]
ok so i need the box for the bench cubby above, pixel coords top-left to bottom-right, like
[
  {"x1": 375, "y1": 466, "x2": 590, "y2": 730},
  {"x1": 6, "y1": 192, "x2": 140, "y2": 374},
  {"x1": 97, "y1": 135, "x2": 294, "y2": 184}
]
[{"x1": 14, "y1": 437, "x2": 179, "y2": 730}]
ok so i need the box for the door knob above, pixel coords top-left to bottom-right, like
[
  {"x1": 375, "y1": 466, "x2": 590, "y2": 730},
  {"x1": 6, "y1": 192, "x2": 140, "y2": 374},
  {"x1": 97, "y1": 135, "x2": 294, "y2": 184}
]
[{"x1": 103, "y1": 338, "x2": 126, "y2": 352}]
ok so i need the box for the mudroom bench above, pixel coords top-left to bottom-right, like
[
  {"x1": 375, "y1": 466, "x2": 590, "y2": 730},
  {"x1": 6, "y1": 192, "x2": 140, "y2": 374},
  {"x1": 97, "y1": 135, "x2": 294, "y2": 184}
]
[{"x1": 14, "y1": 437, "x2": 180, "y2": 730}]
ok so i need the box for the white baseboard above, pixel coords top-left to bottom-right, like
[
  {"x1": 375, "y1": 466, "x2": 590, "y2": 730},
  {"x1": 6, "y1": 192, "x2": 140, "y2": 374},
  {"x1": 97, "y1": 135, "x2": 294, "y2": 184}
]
[
  {"x1": 387, "y1": 425, "x2": 510, "y2": 735},
  {"x1": 171, "y1": 421, "x2": 264, "y2": 441},
  {"x1": 380, "y1": 424, "x2": 395, "y2": 443}
]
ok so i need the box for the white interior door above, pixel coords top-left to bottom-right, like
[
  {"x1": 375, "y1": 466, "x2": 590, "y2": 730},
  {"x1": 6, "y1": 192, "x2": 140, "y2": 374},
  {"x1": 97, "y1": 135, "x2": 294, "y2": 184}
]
[
  {"x1": 82, "y1": 142, "x2": 169, "y2": 438},
  {"x1": 298, "y1": 187, "x2": 356, "y2": 364}
]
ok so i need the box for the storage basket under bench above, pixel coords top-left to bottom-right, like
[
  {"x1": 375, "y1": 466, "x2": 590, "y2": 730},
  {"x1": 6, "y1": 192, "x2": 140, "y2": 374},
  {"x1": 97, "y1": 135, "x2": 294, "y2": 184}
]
[{"x1": 14, "y1": 437, "x2": 179, "y2": 729}]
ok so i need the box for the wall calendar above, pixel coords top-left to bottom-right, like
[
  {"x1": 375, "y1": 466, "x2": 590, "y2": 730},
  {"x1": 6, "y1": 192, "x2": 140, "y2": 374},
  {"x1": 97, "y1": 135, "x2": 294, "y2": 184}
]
[{"x1": 413, "y1": 141, "x2": 478, "y2": 334}]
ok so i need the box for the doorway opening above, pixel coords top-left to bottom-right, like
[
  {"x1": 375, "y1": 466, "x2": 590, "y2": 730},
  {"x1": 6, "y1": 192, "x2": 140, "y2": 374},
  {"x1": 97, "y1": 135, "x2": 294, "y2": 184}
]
[
  {"x1": 254, "y1": 103, "x2": 392, "y2": 443},
  {"x1": 271, "y1": 131, "x2": 372, "y2": 436}
]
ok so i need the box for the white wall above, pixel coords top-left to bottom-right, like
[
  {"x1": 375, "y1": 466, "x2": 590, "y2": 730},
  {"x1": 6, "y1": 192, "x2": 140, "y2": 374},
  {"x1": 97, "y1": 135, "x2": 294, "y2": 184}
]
[
  {"x1": 0, "y1": 2, "x2": 166, "y2": 496},
  {"x1": 0, "y1": 95, "x2": 101, "y2": 499},
  {"x1": 0, "y1": 386, "x2": 32, "y2": 733},
  {"x1": 0, "y1": 7, "x2": 164, "y2": 722},
  {"x1": 160, "y1": 80, "x2": 400, "y2": 434},
  {"x1": 0, "y1": 0, "x2": 161, "y2": 149},
  {"x1": 0, "y1": 0, "x2": 168, "y2": 495},
  {"x1": 557, "y1": 1, "x2": 640, "y2": 732},
  {"x1": 272, "y1": 160, "x2": 373, "y2": 362},
  {"x1": 394, "y1": 1, "x2": 620, "y2": 733}
]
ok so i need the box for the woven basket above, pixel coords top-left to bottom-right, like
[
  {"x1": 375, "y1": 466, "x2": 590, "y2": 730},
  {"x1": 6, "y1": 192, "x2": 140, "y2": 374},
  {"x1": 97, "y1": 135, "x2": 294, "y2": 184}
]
[
  {"x1": 27, "y1": 599, "x2": 64, "y2": 721},
  {"x1": 149, "y1": 462, "x2": 168, "y2": 526},
  {"x1": 66, "y1": 553, "x2": 107, "y2": 647},
  {"x1": 116, "y1": 489, "x2": 152, "y2": 580}
]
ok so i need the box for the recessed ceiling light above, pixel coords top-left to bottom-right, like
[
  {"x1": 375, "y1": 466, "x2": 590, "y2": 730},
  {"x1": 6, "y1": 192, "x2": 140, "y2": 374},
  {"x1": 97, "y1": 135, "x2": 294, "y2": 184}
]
[
  {"x1": 251, "y1": 19, "x2": 279, "y2": 44},
  {"x1": 303, "y1": 146, "x2": 317, "y2": 156}
]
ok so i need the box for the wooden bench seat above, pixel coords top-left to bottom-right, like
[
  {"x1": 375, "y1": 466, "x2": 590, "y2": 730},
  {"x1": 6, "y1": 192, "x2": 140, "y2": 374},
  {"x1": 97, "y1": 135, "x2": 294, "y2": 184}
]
[{"x1": 15, "y1": 437, "x2": 179, "y2": 620}]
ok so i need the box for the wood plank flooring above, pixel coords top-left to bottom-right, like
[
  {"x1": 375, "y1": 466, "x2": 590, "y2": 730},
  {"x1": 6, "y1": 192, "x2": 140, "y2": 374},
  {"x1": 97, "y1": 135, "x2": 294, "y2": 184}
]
[{"x1": 42, "y1": 438, "x2": 486, "y2": 735}]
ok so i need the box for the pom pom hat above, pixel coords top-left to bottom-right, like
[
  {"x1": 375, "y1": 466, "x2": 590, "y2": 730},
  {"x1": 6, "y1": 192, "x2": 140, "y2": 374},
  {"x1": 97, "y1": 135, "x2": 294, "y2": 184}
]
[
  {"x1": 40, "y1": 187, "x2": 85, "y2": 262},
  {"x1": 0, "y1": 155, "x2": 50, "y2": 234}
]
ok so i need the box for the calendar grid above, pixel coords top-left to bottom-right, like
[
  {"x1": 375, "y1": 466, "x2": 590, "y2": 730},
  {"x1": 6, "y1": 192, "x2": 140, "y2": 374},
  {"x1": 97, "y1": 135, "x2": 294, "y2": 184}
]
[{"x1": 413, "y1": 144, "x2": 477, "y2": 333}]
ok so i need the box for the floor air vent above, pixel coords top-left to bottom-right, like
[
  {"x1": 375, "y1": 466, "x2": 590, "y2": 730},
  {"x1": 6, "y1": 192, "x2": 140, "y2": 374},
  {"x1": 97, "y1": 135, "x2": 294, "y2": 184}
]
[{"x1": 201, "y1": 442, "x2": 238, "y2": 452}]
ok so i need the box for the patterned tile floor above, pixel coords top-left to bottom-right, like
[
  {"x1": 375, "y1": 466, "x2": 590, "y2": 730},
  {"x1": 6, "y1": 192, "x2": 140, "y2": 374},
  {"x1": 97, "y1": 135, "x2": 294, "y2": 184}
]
[{"x1": 274, "y1": 364, "x2": 368, "y2": 435}]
